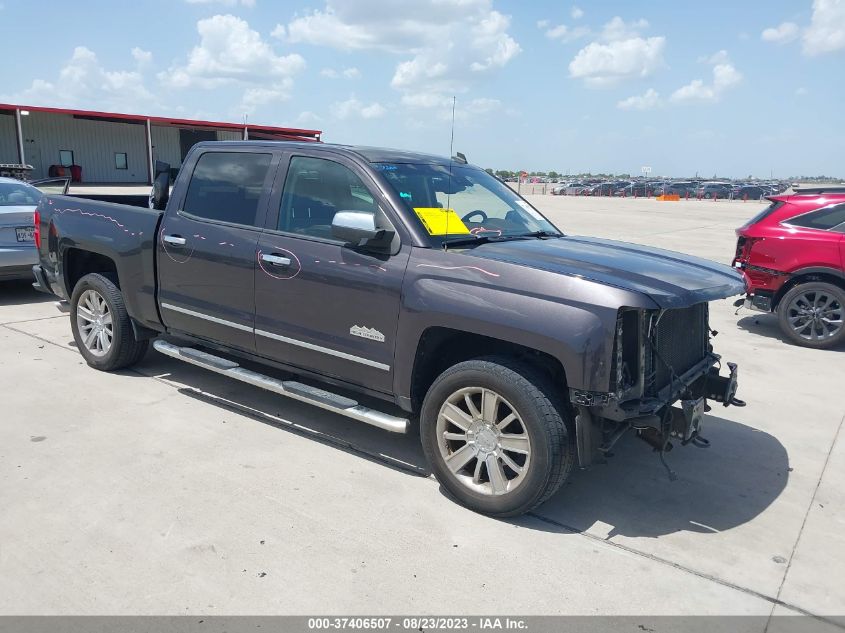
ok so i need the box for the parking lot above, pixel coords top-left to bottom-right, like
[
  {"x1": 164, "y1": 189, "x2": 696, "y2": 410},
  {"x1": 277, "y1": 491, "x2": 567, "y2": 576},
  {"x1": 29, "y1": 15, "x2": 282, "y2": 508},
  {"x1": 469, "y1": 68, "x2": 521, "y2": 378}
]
[{"x1": 1, "y1": 195, "x2": 843, "y2": 622}]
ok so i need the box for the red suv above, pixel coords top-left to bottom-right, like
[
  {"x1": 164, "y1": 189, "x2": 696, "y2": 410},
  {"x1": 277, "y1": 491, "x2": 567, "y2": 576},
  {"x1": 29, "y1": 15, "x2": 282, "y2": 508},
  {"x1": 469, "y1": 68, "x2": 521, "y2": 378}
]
[{"x1": 733, "y1": 187, "x2": 845, "y2": 349}]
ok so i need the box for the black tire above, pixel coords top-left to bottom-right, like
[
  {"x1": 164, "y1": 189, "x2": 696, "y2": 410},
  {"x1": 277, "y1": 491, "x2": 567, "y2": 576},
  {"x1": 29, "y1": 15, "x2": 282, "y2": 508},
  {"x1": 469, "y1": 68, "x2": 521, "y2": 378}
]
[
  {"x1": 70, "y1": 273, "x2": 149, "y2": 370},
  {"x1": 420, "y1": 357, "x2": 575, "y2": 517},
  {"x1": 704, "y1": 192, "x2": 712, "y2": 199},
  {"x1": 777, "y1": 281, "x2": 845, "y2": 349}
]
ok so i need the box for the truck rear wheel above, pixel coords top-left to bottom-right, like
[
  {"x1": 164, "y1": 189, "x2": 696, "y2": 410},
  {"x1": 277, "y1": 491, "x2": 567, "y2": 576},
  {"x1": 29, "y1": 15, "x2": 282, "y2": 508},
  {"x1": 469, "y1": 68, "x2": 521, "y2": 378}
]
[
  {"x1": 420, "y1": 357, "x2": 574, "y2": 517},
  {"x1": 70, "y1": 273, "x2": 149, "y2": 371},
  {"x1": 777, "y1": 281, "x2": 845, "y2": 349}
]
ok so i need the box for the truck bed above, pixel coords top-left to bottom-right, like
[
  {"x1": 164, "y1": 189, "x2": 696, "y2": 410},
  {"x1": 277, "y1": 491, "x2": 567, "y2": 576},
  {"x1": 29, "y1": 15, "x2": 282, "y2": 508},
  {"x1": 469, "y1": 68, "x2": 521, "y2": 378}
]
[{"x1": 35, "y1": 195, "x2": 164, "y2": 331}]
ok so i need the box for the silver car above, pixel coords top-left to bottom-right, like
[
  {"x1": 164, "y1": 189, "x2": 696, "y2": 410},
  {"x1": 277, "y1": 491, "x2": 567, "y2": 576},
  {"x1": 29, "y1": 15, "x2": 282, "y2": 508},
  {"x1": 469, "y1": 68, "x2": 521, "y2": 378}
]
[{"x1": 0, "y1": 176, "x2": 68, "y2": 281}]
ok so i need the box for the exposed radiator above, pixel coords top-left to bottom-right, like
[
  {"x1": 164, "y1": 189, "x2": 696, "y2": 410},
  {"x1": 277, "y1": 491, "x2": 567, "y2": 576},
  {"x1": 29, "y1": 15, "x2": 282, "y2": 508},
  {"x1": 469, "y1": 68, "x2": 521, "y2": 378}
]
[{"x1": 649, "y1": 303, "x2": 709, "y2": 392}]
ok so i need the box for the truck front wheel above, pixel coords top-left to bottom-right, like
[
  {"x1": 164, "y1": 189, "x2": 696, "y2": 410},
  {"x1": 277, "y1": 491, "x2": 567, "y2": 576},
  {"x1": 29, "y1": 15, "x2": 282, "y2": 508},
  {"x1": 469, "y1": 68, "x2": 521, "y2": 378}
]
[
  {"x1": 70, "y1": 273, "x2": 149, "y2": 371},
  {"x1": 420, "y1": 357, "x2": 575, "y2": 517}
]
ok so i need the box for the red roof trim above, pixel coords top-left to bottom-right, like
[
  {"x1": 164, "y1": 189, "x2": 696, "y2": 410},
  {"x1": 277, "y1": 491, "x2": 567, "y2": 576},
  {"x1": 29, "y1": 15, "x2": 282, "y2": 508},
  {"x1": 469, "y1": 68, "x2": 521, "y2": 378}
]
[{"x1": 0, "y1": 102, "x2": 321, "y2": 139}]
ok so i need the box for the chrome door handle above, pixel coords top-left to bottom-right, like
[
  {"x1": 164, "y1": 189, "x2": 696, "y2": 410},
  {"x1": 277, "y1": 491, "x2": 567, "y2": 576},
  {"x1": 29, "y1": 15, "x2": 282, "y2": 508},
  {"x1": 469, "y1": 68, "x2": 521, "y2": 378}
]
[
  {"x1": 261, "y1": 253, "x2": 291, "y2": 266},
  {"x1": 163, "y1": 235, "x2": 187, "y2": 246}
]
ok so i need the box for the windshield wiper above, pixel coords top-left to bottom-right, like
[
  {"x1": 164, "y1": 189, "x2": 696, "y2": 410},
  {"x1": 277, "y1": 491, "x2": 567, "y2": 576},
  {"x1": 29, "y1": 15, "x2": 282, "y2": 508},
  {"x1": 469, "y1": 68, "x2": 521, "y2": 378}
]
[
  {"x1": 442, "y1": 230, "x2": 561, "y2": 248},
  {"x1": 519, "y1": 230, "x2": 560, "y2": 239},
  {"x1": 441, "y1": 233, "x2": 499, "y2": 248}
]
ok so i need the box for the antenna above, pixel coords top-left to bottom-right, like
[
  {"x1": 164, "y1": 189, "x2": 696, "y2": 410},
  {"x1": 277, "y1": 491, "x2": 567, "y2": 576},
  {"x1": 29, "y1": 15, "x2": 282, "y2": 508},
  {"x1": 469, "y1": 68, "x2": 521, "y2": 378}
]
[{"x1": 444, "y1": 95, "x2": 456, "y2": 250}]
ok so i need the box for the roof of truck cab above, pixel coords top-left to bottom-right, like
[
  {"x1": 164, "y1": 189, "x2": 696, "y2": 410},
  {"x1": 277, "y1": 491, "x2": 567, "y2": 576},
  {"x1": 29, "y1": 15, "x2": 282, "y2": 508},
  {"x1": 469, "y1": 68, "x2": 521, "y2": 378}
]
[{"x1": 192, "y1": 140, "x2": 461, "y2": 166}]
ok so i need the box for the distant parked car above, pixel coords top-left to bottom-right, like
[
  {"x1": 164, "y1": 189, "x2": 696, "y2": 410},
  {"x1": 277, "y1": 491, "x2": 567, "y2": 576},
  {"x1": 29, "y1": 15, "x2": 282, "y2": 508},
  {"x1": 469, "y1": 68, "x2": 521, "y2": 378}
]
[
  {"x1": 565, "y1": 182, "x2": 589, "y2": 195},
  {"x1": 655, "y1": 182, "x2": 696, "y2": 197},
  {"x1": 586, "y1": 182, "x2": 616, "y2": 196},
  {"x1": 0, "y1": 177, "x2": 69, "y2": 281},
  {"x1": 615, "y1": 183, "x2": 651, "y2": 197},
  {"x1": 735, "y1": 185, "x2": 766, "y2": 200},
  {"x1": 695, "y1": 183, "x2": 732, "y2": 199},
  {"x1": 733, "y1": 186, "x2": 845, "y2": 348},
  {"x1": 550, "y1": 184, "x2": 567, "y2": 195}
]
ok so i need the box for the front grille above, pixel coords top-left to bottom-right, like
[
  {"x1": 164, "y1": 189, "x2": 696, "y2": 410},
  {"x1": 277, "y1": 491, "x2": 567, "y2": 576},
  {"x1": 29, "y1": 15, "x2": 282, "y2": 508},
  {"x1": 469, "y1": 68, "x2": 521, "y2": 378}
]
[{"x1": 651, "y1": 304, "x2": 709, "y2": 391}]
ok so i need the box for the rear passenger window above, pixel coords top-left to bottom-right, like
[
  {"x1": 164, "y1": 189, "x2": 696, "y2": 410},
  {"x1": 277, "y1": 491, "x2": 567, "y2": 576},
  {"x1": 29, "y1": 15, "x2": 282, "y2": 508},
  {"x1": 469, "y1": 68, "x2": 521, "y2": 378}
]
[
  {"x1": 183, "y1": 152, "x2": 272, "y2": 226},
  {"x1": 785, "y1": 203, "x2": 845, "y2": 231},
  {"x1": 742, "y1": 200, "x2": 783, "y2": 228},
  {"x1": 278, "y1": 156, "x2": 377, "y2": 239}
]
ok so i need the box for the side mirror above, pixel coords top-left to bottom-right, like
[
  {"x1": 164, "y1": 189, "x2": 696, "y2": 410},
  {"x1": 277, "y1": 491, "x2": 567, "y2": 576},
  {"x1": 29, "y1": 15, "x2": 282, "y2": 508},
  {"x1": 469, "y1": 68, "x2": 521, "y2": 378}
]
[
  {"x1": 149, "y1": 160, "x2": 171, "y2": 210},
  {"x1": 331, "y1": 211, "x2": 393, "y2": 250}
]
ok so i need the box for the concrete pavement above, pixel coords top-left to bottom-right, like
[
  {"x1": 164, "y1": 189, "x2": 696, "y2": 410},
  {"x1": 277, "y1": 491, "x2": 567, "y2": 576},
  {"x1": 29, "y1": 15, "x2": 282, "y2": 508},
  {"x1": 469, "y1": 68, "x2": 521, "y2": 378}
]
[{"x1": 0, "y1": 195, "x2": 843, "y2": 624}]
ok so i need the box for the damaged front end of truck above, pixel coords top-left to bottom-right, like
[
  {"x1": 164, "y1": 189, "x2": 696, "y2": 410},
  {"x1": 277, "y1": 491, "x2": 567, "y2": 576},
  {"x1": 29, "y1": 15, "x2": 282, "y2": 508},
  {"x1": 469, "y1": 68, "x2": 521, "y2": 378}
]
[{"x1": 570, "y1": 302, "x2": 745, "y2": 480}]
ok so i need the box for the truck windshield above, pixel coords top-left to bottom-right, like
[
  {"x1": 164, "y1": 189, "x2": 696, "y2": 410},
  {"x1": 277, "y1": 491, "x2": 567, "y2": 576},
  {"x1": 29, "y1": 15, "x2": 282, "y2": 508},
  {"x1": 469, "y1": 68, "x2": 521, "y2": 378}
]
[{"x1": 374, "y1": 163, "x2": 561, "y2": 242}]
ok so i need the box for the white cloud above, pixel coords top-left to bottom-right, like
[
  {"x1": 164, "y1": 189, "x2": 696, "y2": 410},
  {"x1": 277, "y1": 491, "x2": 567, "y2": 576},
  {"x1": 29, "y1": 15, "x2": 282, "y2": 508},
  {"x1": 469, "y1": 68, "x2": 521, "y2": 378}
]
[
  {"x1": 569, "y1": 38, "x2": 665, "y2": 86},
  {"x1": 600, "y1": 16, "x2": 649, "y2": 41},
  {"x1": 571, "y1": 6, "x2": 583, "y2": 19},
  {"x1": 185, "y1": 0, "x2": 255, "y2": 6},
  {"x1": 332, "y1": 96, "x2": 386, "y2": 120},
  {"x1": 804, "y1": 0, "x2": 845, "y2": 55},
  {"x1": 356, "y1": 102, "x2": 385, "y2": 119},
  {"x1": 568, "y1": 16, "x2": 664, "y2": 86},
  {"x1": 239, "y1": 79, "x2": 293, "y2": 114},
  {"x1": 276, "y1": 0, "x2": 519, "y2": 100},
  {"x1": 761, "y1": 21, "x2": 800, "y2": 43},
  {"x1": 161, "y1": 15, "x2": 305, "y2": 89},
  {"x1": 617, "y1": 88, "x2": 662, "y2": 110},
  {"x1": 391, "y1": 58, "x2": 449, "y2": 89},
  {"x1": 160, "y1": 15, "x2": 305, "y2": 116},
  {"x1": 713, "y1": 62, "x2": 742, "y2": 89},
  {"x1": 131, "y1": 47, "x2": 153, "y2": 66},
  {"x1": 543, "y1": 23, "x2": 590, "y2": 42},
  {"x1": 546, "y1": 24, "x2": 569, "y2": 39},
  {"x1": 671, "y1": 50, "x2": 742, "y2": 103},
  {"x1": 468, "y1": 9, "x2": 520, "y2": 71},
  {"x1": 296, "y1": 111, "x2": 321, "y2": 125},
  {"x1": 702, "y1": 49, "x2": 731, "y2": 64},
  {"x1": 400, "y1": 94, "x2": 501, "y2": 121},
  {"x1": 671, "y1": 79, "x2": 715, "y2": 102},
  {"x1": 3, "y1": 46, "x2": 156, "y2": 112},
  {"x1": 320, "y1": 66, "x2": 360, "y2": 79},
  {"x1": 536, "y1": 19, "x2": 549, "y2": 29}
]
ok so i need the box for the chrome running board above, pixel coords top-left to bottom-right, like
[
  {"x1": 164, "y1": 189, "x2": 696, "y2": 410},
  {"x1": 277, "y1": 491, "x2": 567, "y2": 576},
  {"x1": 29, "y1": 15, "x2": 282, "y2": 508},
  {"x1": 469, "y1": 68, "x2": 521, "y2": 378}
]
[{"x1": 153, "y1": 340, "x2": 409, "y2": 434}]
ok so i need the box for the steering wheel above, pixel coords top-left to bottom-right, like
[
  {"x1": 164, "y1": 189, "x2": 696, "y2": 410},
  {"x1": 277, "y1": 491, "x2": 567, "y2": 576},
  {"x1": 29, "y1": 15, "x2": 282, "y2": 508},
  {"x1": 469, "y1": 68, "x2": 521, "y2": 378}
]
[{"x1": 462, "y1": 209, "x2": 488, "y2": 223}]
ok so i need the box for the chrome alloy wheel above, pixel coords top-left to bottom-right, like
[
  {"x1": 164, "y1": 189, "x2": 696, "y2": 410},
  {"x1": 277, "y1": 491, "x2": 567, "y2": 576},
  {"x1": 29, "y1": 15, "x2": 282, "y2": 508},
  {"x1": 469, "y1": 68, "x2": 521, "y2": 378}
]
[
  {"x1": 76, "y1": 289, "x2": 114, "y2": 357},
  {"x1": 436, "y1": 387, "x2": 531, "y2": 496},
  {"x1": 786, "y1": 290, "x2": 843, "y2": 342}
]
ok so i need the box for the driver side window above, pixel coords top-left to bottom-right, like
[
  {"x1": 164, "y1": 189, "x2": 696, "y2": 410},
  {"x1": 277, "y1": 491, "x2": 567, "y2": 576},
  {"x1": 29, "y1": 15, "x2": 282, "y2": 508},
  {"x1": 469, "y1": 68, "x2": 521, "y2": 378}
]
[{"x1": 279, "y1": 156, "x2": 377, "y2": 239}]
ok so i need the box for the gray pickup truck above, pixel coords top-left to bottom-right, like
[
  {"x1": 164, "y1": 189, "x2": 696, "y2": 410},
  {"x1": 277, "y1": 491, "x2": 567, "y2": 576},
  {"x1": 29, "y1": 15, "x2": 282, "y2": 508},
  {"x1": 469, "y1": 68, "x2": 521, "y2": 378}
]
[{"x1": 32, "y1": 141, "x2": 746, "y2": 516}]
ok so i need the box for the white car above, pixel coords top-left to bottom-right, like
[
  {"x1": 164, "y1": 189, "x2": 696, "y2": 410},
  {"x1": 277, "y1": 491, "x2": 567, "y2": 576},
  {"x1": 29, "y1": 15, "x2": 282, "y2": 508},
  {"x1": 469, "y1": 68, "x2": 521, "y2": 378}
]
[{"x1": 0, "y1": 176, "x2": 68, "y2": 281}]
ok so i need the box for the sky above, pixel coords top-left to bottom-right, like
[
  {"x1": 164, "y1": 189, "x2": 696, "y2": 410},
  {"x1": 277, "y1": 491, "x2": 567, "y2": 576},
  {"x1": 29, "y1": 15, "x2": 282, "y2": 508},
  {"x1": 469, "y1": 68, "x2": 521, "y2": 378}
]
[{"x1": 0, "y1": 0, "x2": 843, "y2": 178}]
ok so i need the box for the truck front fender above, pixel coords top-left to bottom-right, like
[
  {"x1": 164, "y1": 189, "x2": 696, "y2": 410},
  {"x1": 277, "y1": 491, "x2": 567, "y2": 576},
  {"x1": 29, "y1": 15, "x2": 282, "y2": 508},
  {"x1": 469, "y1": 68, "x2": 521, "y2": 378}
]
[{"x1": 394, "y1": 275, "x2": 618, "y2": 404}]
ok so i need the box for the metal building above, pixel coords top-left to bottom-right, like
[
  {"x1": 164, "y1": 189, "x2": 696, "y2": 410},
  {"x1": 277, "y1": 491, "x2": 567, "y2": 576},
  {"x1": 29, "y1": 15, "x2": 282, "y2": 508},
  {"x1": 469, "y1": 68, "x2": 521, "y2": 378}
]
[{"x1": 0, "y1": 103, "x2": 322, "y2": 184}]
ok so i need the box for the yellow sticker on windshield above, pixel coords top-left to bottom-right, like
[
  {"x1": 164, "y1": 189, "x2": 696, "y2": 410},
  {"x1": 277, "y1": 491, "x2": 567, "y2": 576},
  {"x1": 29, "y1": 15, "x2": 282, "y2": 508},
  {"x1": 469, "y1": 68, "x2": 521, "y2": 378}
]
[{"x1": 413, "y1": 208, "x2": 470, "y2": 235}]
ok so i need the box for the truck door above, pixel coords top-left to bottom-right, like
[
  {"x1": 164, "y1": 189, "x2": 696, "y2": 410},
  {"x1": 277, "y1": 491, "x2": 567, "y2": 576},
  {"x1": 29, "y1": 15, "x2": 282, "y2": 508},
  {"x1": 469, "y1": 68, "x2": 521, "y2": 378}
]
[
  {"x1": 253, "y1": 153, "x2": 409, "y2": 395},
  {"x1": 157, "y1": 149, "x2": 277, "y2": 353}
]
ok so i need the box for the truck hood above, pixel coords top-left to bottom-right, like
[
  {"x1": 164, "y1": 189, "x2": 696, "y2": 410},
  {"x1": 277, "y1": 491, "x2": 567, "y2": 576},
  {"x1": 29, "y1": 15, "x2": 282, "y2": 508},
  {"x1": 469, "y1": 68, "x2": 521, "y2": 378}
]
[{"x1": 467, "y1": 235, "x2": 746, "y2": 308}]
